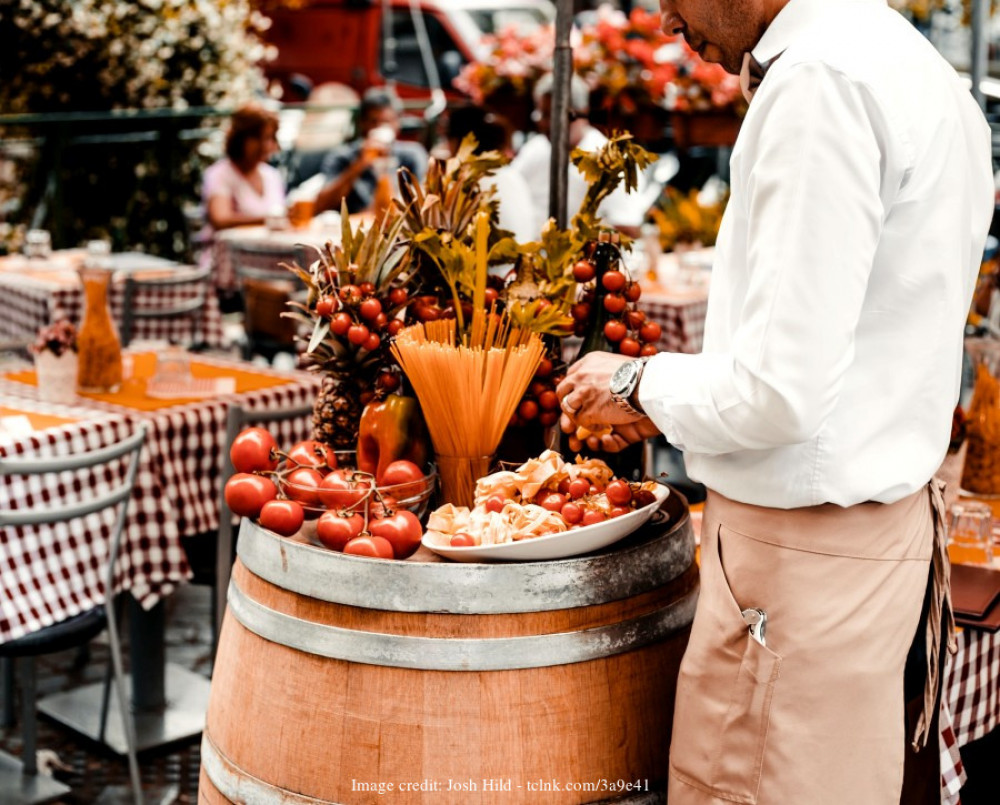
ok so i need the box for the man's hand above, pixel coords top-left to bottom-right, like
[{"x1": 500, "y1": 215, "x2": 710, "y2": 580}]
[{"x1": 555, "y1": 351, "x2": 661, "y2": 452}]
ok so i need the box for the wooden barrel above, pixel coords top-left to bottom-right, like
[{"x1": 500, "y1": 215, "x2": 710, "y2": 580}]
[{"x1": 200, "y1": 490, "x2": 697, "y2": 804}]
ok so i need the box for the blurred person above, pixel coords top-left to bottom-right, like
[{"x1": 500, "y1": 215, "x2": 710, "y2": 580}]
[
  {"x1": 446, "y1": 106, "x2": 536, "y2": 244},
  {"x1": 313, "y1": 87, "x2": 429, "y2": 215},
  {"x1": 510, "y1": 73, "x2": 648, "y2": 235},
  {"x1": 202, "y1": 103, "x2": 285, "y2": 235}
]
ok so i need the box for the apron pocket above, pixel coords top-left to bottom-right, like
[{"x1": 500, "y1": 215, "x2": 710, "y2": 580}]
[{"x1": 671, "y1": 523, "x2": 782, "y2": 804}]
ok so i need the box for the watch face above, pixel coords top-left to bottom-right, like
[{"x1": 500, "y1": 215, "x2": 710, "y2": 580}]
[{"x1": 610, "y1": 361, "x2": 637, "y2": 395}]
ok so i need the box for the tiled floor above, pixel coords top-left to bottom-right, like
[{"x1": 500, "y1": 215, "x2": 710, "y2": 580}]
[{"x1": 0, "y1": 583, "x2": 212, "y2": 804}]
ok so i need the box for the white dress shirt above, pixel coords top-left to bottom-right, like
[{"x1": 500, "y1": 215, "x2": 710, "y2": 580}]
[{"x1": 639, "y1": 0, "x2": 994, "y2": 508}]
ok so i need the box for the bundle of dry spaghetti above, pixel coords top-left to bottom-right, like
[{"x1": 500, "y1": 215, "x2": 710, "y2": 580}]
[{"x1": 391, "y1": 309, "x2": 544, "y2": 506}]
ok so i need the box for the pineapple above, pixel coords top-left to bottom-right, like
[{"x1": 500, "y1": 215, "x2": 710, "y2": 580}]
[{"x1": 283, "y1": 207, "x2": 416, "y2": 449}]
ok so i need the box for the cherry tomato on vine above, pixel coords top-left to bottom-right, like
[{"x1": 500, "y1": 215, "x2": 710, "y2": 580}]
[
  {"x1": 640, "y1": 344, "x2": 659, "y2": 357},
  {"x1": 539, "y1": 411, "x2": 559, "y2": 427},
  {"x1": 347, "y1": 324, "x2": 370, "y2": 346},
  {"x1": 619, "y1": 337, "x2": 641, "y2": 357},
  {"x1": 535, "y1": 357, "x2": 554, "y2": 378},
  {"x1": 625, "y1": 283, "x2": 642, "y2": 303},
  {"x1": 518, "y1": 400, "x2": 539, "y2": 421},
  {"x1": 230, "y1": 427, "x2": 278, "y2": 474},
  {"x1": 538, "y1": 390, "x2": 560, "y2": 411},
  {"x1": 604, "y1": 320, "x2": 627, "y2": 343},
  {"x1": 378, "y1": 460, "x2": 427, "y2": 500},
  {"x1": 316, "y1": 511, "x2": 365, "y2": 551},
  {"x1": 344, "y1": 535, "x2": 395, "y2": 559},
  {"x1": 602, "y1": 270, "x2": 627, "y2": 293},
  {"x1": 316, "y1": 296, "x2": 337, "y2": 318},
  {"x1": 572, "y1": 260, "x2": 596, "y2": 282},
  {"x1": 286, "y1": 440, "x2": 337, "y2": 471},
  {"x1": 362, "y1": 332, "x2": 381, "y2": 352},
  {"x1": 359, "y1": 282, "x2": 376, "y2": 296},
  {"x1": 284, "y1": 467, "x2": 325, "y2": 506},
  {"x1": 225, "y1": 473, "x2": 278, "y2": 518},
  {"x1": 604, "y1": 294, "x2": 626, "y2": 314},
  {"x1": 331, "y1": 312, "x2": 352, "y2": 336},
  {"x1": 359, "y1": 298, "x2": 382, "y2": 321},
  {"x1": 388, "y1": 287, "x2": 408, "y2": 306},
  {"x1": 318, "y1": 470, "x2": 369, "y2": 509},
  {"x1": 626, "y1": 310, "x2": 646, "y2": 330},
  {"x1": 369, "y1": 510, "x2": 423, "y2": 559},
  {"x1": 258, "y1": 499, "x2": 305, "y2": 537},
  {"x1": 639, "y1": 322, "x2": 662, "y2": 344}
]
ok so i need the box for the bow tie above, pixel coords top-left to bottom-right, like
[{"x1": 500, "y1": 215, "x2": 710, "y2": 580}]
[{"x1": 739, "y1": 52, "x2": 781, "y2": 103}]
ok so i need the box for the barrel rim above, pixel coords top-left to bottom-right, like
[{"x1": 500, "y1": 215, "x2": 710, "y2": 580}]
[
  {"x1": 236, "y1": 486, "x2": 695, "y2": 614},
  {"x1": 226, "y1": 574, "x2": 699, "y2": 671}
]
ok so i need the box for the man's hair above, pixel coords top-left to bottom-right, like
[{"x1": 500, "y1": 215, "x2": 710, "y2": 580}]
[
  {"x1": 532, "y1": 73, "x2": 591, "y2": 114},
  {"x1": 225, "y1": 102, "x2": 280, "y2": 162}
]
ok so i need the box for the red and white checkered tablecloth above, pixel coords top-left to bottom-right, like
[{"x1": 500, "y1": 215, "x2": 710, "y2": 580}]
[
  {"x1": 213, "y1": 224, "x2": 339, "y2": 292},
  {"x1": 0, "y1": 357, "x2": 321, "y2": 643},
  {"x1": 939, "y1": 627, "x2": 1000, "y2": 803},
  {"x1": 641, "y1": 291, "x2": 710, "y2": 354},
  {"x1": 0, "y1": 272, "x2": 225, "y2": 348}
]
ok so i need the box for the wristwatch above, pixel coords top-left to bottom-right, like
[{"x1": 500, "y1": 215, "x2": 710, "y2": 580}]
[{"x1": 609, "y1": 357, "x2": 650, "y2": 415}]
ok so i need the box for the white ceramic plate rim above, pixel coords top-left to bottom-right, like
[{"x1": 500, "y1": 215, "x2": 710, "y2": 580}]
[{"x1": 421, "y1": 483, "x2": 670, "y2": 561}]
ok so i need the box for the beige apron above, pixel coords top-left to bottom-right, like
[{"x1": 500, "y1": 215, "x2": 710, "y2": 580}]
[{"x1": 668, "y1": 480, "x2": 952, "y2": 805}]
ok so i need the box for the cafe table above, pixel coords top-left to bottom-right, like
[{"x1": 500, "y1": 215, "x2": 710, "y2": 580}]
[
  {"x1": 0, "y1": 352, "x2": 320, "y2": 753},
  {"x1": 640, "y1": 250, "x2": 712, "y2": 355},
  {"x1": 212, "y1": 215, "x2": 344, "y2": 293},
  {"x1": 0, "y1": 250, "x2": 225, "y2": 348}
]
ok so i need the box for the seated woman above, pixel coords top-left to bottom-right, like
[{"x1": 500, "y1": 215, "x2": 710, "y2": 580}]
[{"x1": 202, "y1": 103, "x2": 285, "y2": 240}]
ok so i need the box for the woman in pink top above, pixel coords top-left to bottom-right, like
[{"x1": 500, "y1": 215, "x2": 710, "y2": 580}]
[{"x1": 202, "y1": 103, "x2": 285, "y2": 235}]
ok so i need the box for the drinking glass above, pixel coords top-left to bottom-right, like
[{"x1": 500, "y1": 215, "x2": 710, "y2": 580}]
[
  {"x1": 947, "y1": 501, "x2": 994, "y2": 566},
  {"x1": 24, "y1": 229, "x2": 52, "y2": 259}
]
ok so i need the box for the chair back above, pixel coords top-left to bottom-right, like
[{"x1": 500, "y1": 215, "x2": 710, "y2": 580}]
[
  {"x1": 0, "y1": 424, "x2": 147, "y2": 601},
  {"x1": 214, "y1": 402, "x2": 313, "y2": 648},
  {"x1": 120, "y1": 265, "x2": 212, "y2": 348},
  {"x1": 229, "y1": 244, "x2": 306, "y2": 358}
]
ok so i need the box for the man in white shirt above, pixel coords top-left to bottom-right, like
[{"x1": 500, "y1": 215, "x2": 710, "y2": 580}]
[
  {"x1": 556, "y1": 0, "x2": 993, "y2": 801},
  {"x1": 511, "y1": 73, "x2": 645, "y2": 234}
]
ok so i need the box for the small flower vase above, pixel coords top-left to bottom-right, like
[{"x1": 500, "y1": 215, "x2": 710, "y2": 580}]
[{"x1": 35, "y1": 349, "x2": 79, "y2": 404}]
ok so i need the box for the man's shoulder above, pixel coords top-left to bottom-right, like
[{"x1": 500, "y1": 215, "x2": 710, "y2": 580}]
[{"x1": 322, "y1": 139, "x2": 362, "y2": 174}]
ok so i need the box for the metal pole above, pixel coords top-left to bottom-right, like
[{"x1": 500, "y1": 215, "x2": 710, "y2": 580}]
[
  {"x1": 549, "y1": 0, "x2": 574, "y2": 229},
  {"x1": 971, "y1": 0, "x2": 988, "y2": 111}
]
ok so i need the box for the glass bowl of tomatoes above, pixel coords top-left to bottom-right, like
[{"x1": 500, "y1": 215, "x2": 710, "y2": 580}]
[{"x1": 278, "y1": 450, "x2": 437, "y2": 521}]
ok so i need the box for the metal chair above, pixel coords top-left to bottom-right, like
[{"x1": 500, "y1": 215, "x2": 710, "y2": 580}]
[
  {"x1": 0, "y1": 423, "x2": 147, "y2": 804},
  {"x1": 120, "y1": 264, "x2": 212, "y2": 349},
  {"x1": 228, "y1": 243, "x2": 305, "y2": 361},
  {"x1": 183, "y1": 401, "x2": 313, "y2": 657}
]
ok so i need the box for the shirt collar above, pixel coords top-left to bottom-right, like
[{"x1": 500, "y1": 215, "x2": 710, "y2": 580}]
[{"x1": 751, "y1": 0, "x2": 851, "y2": 64}]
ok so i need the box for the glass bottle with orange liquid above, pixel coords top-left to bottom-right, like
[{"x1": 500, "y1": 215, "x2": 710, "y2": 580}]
[{"x1": 76, "y1": 243, "x2": 122, "y2": 393}]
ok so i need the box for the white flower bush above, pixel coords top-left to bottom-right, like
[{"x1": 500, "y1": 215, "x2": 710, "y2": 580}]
[{"x1": 0, "y1": 0, "x2": 269, "y2": 113}]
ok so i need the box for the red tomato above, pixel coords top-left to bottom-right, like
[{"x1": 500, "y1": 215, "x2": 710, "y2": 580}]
[
  {"x1": 377, "y1": 460, "x2": 426, "y2": 501},
  {"x1": 572, "y1": 259, "x2": 596, "y2": 283},
  {"x1": 316, "y1": 511, "x2": 365, "y2": 551},
  {"x1": 347, "y1": 324, "x2": 370, "y2": 346},
  {"x1": 388, "y1": 287, "x2": 408, "y2": 306},
  {"x1": 561, "y1": 501, "x2": 583, "y2": 525},
  {"x1": 286, "y1": 440, "x2": 337, "y2": 471},
  {"x1": 539, "y1": 492, "x2": 567, "y2": 513},
  {"x1": 603, "y1": 294, "x2": 626, "y2": 314},
  {"x1": 601, "y1": 270, "x2": 627, "y2": 293},
  {"x1": 450, "y1": 533, "x2": 476, "y2": 547},
  {"x1": 284, "y1": 467, "x2": 325, "y2": 506},
  {"x1": 557, "y1": 477, "x2": 572, "y2": 495},
  {"x1": 373, "y1": 312, "x2": 389, "y2": 330},
  {"x1": 626, "y1": 310, "x2": 646, "y2": 329},
  {"x1": 225, "y1": 473, "x2": 278, "y2": 518},
  {"x1": 640, "y1": 344, "x2": 659, "y2": 357},
  {"x1": 377, "y1": 371, "x2": 400, "y2": 392},
  {"x1": 362, "y1": 332, "x2": 381, "y2": 352},
  {"x1": 339, "y1": 284, "x2": 361, "y2": 304},
  {"x1": 619, "y1": 337, "x2": 641, "y2": 357},
  {"x1": 518, "y1": 400, "x2": 539, "y2": 421},
  {"x1": 318, "y1": 470, "x2": 370, "y2": 509},
  {"x1": 330, "y1": 312, "x2": 352, "y2": 336},
  {"x1": 581, "y1": 509, "x2": 607, "y2": 526},
  {"x1": 538, "y1": 390, "x2": 560, "y2": 411},
  {"x1": 369, "y1": 510, "x2": 423, "y2": 559},
  {"x1": 609, "y1": 505, "x2": 632, "y2": 518},
  {"x1": 359, "y1": 297, "x2": 382, "y2": 321},
  {"x1": 387, "y1": 319, "x2": 404, "y2": 337},
  {"x1": 258, "y1": 499, "x2": 305, "y2": 537},
  {"x1": 316, "y1": 296, "x2": 337, "y2": 318},
  {"x1": 483, "y1": 287, "x2": 499, "y2": 308},
  {"x1": 625, "y1": 283, "x2": 642, "y2": 303},
  {"x1": 639, "y1": 321, "x2": 662, "y2": 344},
  {"x1": 570, "y1": 302, "x2": 591, "y2": 322},
  {"x1": 485, "y1": 495, "x2": 506, "y2": 514},
  {"x1": 604, "y1": 320, "x2": 627, "y2": 343},
  {"x1": 359, "y1": 282, "x2": 376, "y2": 296},
  {"x1": 535, "y1": 357, "x2": 554, "y2": 378},
  {"x1": 606, "y1": 479, "x2": 633, "y2": 506},
  {"x1": 230, "y1": 427, "x2": 278, "y2": 474},
  {"x1": 633, "y1": 488, "x2": 658, "y2": 508},
  {"x1": 344, "y1": 535, "x2": 395, "y2": 559},
  {"x1": 568, "y1": 478, "x2": 591, "y2": 500}
]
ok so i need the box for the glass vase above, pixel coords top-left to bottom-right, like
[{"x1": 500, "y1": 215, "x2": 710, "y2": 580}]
[{"x1": 76, "y1": 266, "x2": 123, "y2": 393}]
